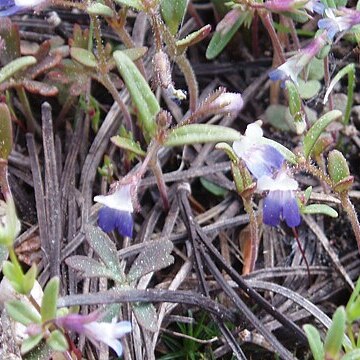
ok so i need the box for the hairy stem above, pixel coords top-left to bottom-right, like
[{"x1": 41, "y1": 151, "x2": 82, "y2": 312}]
[{"x1": 341, "y1": 194, "x2": 360, "y2": 253}]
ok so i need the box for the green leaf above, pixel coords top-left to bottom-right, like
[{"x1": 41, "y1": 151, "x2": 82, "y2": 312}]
[
  {"x1": 308, "y1": 57, "x2": 325, "y2": 81},
  {"x1": 161, "y1": 0, "x2": 188, "y2": 35},
  {"x1": 303, "y1": 324, "x2": 324, "y2": 360},
  {"x1": 206, "y1": 10, "x2": 250, "y2": 60},
  {"x1": 303, "y1": 110, "x2": 342, "y2": 159},
  {"x1": 0, "y1": 104, "x2": 13, "y2": 159},
  {"x1": 132, "y1": 303, "x2": 158, "y2": 332},
  {"x1": 22, "y1": 263, "x2": 37, "y2": 295},
  {"x1": 302, "y1": 204, "x2": 338, "y2": 218},
  {"x1": 327, "y1": 150, "x2": 350, "y2": 184},
  {"x1": 111, "y1": 135, "x2": 146, "y2": 156},
  {"x1": 87, "y1": 2, "x2": 114, "y2": 16},
  {"x1": 65, "y1": 255, "x2": 123, "y2": 282},
  {"x1": 120, "y1": 47, "x2": 148, "y2": 61},
  {"x1": 127, "y1": 240, "x2": 174, "y2": 282},
  {"x1": 46, "y1": 330, "x2": 68, "y2": 352},
  {"x1": 324, "y1": 306, "x2": 346, "y2": 358},
  {"x1": 164, "y1": 124, "x2": 241, "y2": 147},
  {"x1": 113, "y1": 50, "x2": 160, "y2": 140},
  {"x1": 0, "y1": 56, "x2": 37, "y2": 84},
  {"x1": 342, "y1": 349, "x2": 360, "y2": 360},
  {"x1": 70, "y1": 47, "x2": 97, "y2": 68},
  {"x1": 346, "y1": 277, "x2": 360, "y2": 322},
  {"x1": 176, "y1": 25, "x2": 212, "y2": 50},
  {"x1": 21, "y1": 335, "x2": 43, "y2": 355},
  {"x1": 298, "y1": 79, "x2": 322, "y2": 100},
  {"x1": 200, "y1": 178, "x2": 228, "y2": 197},
  {"x1": 41, "y1": 277, "x2": 59, "y2": 323},
  {"x1": 23, "y1": 340, "x2": 53, "y2": 360},
  {"x1": 5, "y1": 300, "x2": 41, "y2": 325},
  {"x1": 112, "y1": 0, "x2": 143, "y2": 10},
  {"x1": 85, "y1": 225, "x2": 123, "y2": 277},
  {"x1": 2, "y1": 261, "x2": 24, "y2": 293}
]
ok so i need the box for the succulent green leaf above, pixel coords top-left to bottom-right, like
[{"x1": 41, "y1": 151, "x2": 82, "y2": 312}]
[
  {"x1": 87, "y1": 2, "x2": 114, "y2": 16},
  {"x1": 113, "y1": 50, "x2": 159, "y2": 140},
  {"x1": 206, "y1": 10, "x2": 249, "y2": 60},
  {"x1": 0, "y1": 104, "x2": 13, "y2": 159},
  {"x1": 112, "y1": 0, "x2": 143, "y2": 10},
  {"x1": 46, "y1": 330, "x2": 68, "y2": 352},
  {"x1": 302, "y1": 204, "x2": 338, "y2": 218},
  {"x1": 215, "y1": 142, "x2": 238, "y2": 162},
  {"x1": 298, "y1": 79, "x2": 322, "y2": 100},
  {"x1": 41, "y1": 277, "x2": 59, "y2": 323},
  {"x1": 324, "y1": 306, "x2": 346, "y2": 358},
  {"x1": 21, "y1": 335, "x2": 43, "y2": 355},
  {"x1": 70, "y1": 47, "x2": 97, "y2": 68},
  {"x1": 6, "y1": 300, "x2": 41, "y2": 325},
  {"x1": 346, "y1": 277, "x2": 360, "y2": 322},
  {"x1": 327, "y1": 150, "x2": 350, "y2": 184},
  {"x1": 303, "y1": 324, "x2": 325, "y2": 360},
  {"x1": 120, "y1": 47, "x2": 148, "y2": 61},
  {"x1": 304, "y1": 186, "x2": 312, "y2": 203},
  {"x1": 176, "y1": 25, "x2": 212, "y2": 51},
  {"x1": 2, "y1": 261, "x2": 24, "y2": 293},
  {"x1": 303, "y1": 110, "x2": 342, "y2": 159},
  {"x1": 132, "y1": 303, "x2": 158, "y2": 332},
  {"x1": 161, "y1": 0, "x2": 188, "y2": 35},
  {"x1": 85, "y1": 225, "x2": 123, "y2": 277},
  {"x1": 127, "y1": 240, "x2": 174, "y2": 282},
  {"x1": 0, "y1": 56, "x2": 37, "y2": 84},
  {"x1": 286, "y1": 80, "x2": 302, "y2": 117},
  {"x1": 164, "y1": 124, "x2": 241, "y2": 147},
  {"x1": 111, "y1": 135, "x2": 146, "y2": 156}
]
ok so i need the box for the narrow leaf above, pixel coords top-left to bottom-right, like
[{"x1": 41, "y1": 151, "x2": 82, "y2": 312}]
[
  {"x1": 164, "y1": 124, "x2": 241, "y2": 147},
  {"x1": 303, "y1": 110, "x2": 342, "y2": 159},
  {"x1": 303, "y1": 324, "x2": 325, "y2": 360},
  {"x1": 87, "y1": 2, "x2": 114, "y2": 16},
  {"x1": 113, "y1": 50, "x2": 160, "y2": 140},
  {"x1": 0, "y1": 56, "x2": 37, "y2": 84},
  {"x1": 302, "y1": 204, "x2": 338, "y2": 218},
  {"x1": 324, "y1": 306, "x2": 346, "y2": 357},
  {"x1": 161, "y1": 0, "x2": 188, "y2": 35},
  {"x1": 113, "y1": 0, "x2": 143, "y2": 10},
  {"x1": 21, "y1": 335, "x2": 43, "y2": 354},
  {"x1": 342, "y1": 349, "x2": 360, "y2": 360},
  {"x1": 111, "y1": 135, "x2": 146, "y2": 156},
  {"x1": 46, "y1": 330, "x2": 68, "y2": 352},
  {"x1": 41, "y1": 277, "x2": 59, "y2": 322},
  {"x1": 0, "y1": 104, "x2": 13, "y2": 159},
  {"x1": 70, "y1": 47, "x2": 97, "y2": 68},
  {"x1": 6, "y1": 300, "x2": 41, "y2": 325}
]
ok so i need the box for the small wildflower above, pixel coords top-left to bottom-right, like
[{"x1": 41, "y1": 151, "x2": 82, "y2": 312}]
[
  {"x1": 233, "y1": 121, "x2": 284, "y2": 179},
  {"x1": 318, "y1": 7, "x2": 360, "y2": 40},
  {"x1": 0, "y1": 0, "x2": 48, "y2": 17},
  {"x1": 55, "y1": 311, "x2": 132, "y2": 357},
  {"x1": 94, "y1": 183, "x2": 135, "y2": 238},
  {"x1": 269, "y1": 32, "x2": 328, "y2": 84},
  {"x1": 212, "y1": 92, "x2": 243, "y2": 116},
  {"x1": 257, "y1": 170, "x2": 301, "y2": 227}
]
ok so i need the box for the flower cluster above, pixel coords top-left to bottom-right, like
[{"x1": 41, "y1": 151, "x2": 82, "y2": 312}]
[
  {"x1": 0, "y1": 0, "x2": 47, "y2": 17},
  {"x1": 233, "y1": 122, "x2": 301, "y2": 228}
]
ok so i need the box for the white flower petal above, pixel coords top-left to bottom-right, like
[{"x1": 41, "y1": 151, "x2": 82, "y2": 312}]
[{"x1": 94, "y1": 185, "x2": 133, "y2": 212}]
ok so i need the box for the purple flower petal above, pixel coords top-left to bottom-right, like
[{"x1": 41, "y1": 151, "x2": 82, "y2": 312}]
[
  {"x1": 244, "y1": 145, "x2": 284, "y2": 179},
  {"x1": 263, "y1": 191, "x2": 282, "y2": 227},
  {"x1": 318, "y1": 18, "x2": 340, "y2": 40},
  {"x1": 98, "y1": 207, "x2": 133, "y2": 237},
  {"x1": 0, "y1": 5, "x2": 23, "y2": 16},
  {"x1": 282, "y1": 192, "x2": 301, "y2": 227}
]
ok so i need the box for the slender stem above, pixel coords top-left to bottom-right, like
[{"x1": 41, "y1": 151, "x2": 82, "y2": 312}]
[
  {"x1": 258, "y1": 11, "x2": 286, "y2": 64},
  {"x1": 323, "y1": 56, "x2": 334, "y2": 110},
  {"x1": 151, "y1": 157, "x2": 169, "y2": 210},
  {"x1": 296, "y1": 160, "x2": 333, "y2": 188},
  {"x1": 341, "y1": 194, "x2": 360, "y2": 253},
  {"x1": 242, "y1": 198, "x2": 259, "y2": 274},
  {"x1": 287, "y1": 18, "x2": 300, "y2": 50},
  {"x1": 175, "y1": 54, "x2": 198, "y2": 112}
]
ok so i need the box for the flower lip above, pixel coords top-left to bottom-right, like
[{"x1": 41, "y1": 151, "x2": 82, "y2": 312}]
[
  {"x1": 257, "y1": 171, "x2": 298, "y2": 192},
  {"x1": 94, "y1": 184, "x2": 133, "y2": 212}
]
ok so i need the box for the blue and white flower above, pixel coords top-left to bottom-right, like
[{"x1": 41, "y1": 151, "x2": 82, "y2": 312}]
[
  {"x1": 318, "y1": 8, "x2": 360, "y2": 40},
  {"x1": 269, "y1": 32, "x2": 328, "y2": 84},
  {"x1": 94, "y1": 184, "x2": 134, "y2": 238},
  {"x1": 257, "y1": 170, "x2": 301, "y2": 227},
  {"x1": 55, "y1": 311, "x2": 131, "y2": 357},
  {"x1": 233, "y1": 122, "x2": 284, "y2": 179},
  {"x1": 0, "y1": 0, "x2": 47, "y2": 16}
]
